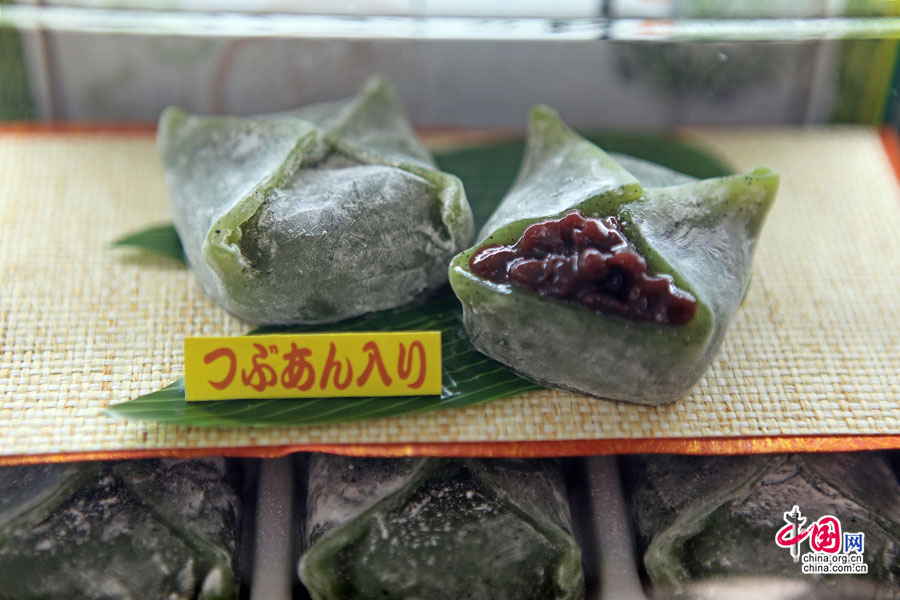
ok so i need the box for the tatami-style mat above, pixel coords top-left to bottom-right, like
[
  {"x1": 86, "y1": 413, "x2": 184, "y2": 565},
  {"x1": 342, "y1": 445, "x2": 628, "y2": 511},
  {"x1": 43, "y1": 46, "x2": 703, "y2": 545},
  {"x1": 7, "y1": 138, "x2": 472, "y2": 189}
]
[{"x1": 1, "y1": 127, "x2": 898, "y2": 460}]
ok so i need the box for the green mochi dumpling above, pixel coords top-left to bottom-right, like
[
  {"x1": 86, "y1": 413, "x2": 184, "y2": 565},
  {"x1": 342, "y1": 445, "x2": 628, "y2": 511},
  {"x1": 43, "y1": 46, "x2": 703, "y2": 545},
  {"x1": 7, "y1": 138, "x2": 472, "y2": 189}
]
[
  {"x1": 449, "y1": 106, "x2": 778, "y2": 405},
  {"x1": 622, "y1": 453, "x2": 900, "y2": 595},
  {"x1": 298, "y1": 456, "x2": 584, "y2": 600},
  {"x1": 0, "y1": 459, "x2": 242, "y2": 599},
  {"x1": 159, "y1": 76, "x2": 474, "y2": 325}
]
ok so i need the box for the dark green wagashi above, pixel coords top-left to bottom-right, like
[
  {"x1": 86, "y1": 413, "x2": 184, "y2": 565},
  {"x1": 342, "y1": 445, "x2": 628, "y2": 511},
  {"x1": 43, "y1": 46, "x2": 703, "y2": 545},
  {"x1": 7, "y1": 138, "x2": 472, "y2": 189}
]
[
  {"x1": 622, "y1": 453, "x2": 900, "y2": 594},
  {"x1": 298, "y1": 456, "x2": 584, "y2": 600},
  {"x1": 0, "y1": 459, "x2": 241, "y2": 599}
]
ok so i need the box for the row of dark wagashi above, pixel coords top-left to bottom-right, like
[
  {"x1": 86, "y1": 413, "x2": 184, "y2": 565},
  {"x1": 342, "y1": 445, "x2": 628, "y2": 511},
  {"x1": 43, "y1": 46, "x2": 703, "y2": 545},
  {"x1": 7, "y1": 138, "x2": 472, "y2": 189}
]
[
  {"x1": 158, "y1": 75, "x2": 779, "y2": 406},
  {"x1": 0, "y1": 453, "x2": 896, "y2": 599}
]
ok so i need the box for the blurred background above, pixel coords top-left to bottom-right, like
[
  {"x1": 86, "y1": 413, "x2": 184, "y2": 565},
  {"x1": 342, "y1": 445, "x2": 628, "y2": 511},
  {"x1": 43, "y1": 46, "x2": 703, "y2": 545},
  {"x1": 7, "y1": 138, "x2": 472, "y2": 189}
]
[{"x1": 2, "y1": 0, "x2": 900, "y2": 128}]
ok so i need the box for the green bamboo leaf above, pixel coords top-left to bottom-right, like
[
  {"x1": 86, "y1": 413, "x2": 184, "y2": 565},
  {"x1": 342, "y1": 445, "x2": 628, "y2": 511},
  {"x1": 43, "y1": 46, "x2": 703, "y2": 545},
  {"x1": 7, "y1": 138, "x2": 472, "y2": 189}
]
[
  {"x1": 109, "y1": 223, "x2": 186, "y2": 264},
  {"x1": 585, "y1": 132, "x2": 733, "y2": 179},
  {"x1": 105, "y1": 133, "x2": 730, "y2": 426},
  {"x1": 104, "y1": 290, "x2": 542, "y2": 426}
]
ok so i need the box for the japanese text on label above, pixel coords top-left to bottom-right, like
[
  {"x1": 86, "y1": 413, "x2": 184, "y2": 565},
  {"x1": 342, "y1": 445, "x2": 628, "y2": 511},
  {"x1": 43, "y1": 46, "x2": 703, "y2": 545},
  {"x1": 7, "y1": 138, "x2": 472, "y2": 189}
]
[{"x1": 184, "y1": 332, "x2": 441, "y2": 400}]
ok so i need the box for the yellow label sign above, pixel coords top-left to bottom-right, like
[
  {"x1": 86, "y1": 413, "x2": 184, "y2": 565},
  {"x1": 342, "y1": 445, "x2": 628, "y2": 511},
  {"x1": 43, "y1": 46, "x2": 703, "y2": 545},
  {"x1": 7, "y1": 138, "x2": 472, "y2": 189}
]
[{"x1": 184, "y1": 331, "x2": 441, "y2": 401}]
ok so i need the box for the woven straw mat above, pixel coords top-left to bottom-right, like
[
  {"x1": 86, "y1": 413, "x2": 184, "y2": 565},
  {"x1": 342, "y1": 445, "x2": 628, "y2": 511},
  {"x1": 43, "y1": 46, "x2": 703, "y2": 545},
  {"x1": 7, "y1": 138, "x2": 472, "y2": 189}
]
[{"x1": 0, "y1": 127, "x2": 898, "y2": 457}]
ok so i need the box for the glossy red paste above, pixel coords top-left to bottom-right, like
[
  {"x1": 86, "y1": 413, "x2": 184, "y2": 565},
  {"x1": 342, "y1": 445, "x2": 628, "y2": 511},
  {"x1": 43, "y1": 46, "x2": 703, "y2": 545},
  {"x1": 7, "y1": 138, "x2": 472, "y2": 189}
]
[{"x1": 470, "y1": 210, "x2": 697, "y2": 325}]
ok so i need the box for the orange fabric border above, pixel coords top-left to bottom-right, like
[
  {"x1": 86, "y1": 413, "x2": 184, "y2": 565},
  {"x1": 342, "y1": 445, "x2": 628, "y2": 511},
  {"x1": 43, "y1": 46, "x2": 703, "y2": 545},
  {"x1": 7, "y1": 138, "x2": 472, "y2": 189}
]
[
  {"x1": 1, "y1": 435, "x2": 898, "y2": 466},
  {"x1": 0, "y1": 121, "x2": 156, "y2": 136},
  {"x1": 0, "y1": 121, "x2": 508, "y2": 141},
  {"x1": 879, "y1": 127, "x2": 900, "y2": 183}
]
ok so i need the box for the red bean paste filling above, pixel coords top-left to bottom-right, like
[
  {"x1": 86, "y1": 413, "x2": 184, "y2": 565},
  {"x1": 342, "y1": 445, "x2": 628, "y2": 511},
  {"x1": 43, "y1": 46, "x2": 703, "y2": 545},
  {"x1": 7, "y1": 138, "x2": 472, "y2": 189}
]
[{"x1": 470, "y1": 210, "x2": 697, "y2": 325}]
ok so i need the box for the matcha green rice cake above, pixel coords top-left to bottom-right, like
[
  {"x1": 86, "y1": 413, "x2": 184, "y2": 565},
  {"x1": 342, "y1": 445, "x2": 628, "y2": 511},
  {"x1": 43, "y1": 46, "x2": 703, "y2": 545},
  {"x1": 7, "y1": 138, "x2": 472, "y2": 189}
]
[
  {"x1": 623, "y1": 453, "x2": 900, "y2": 596},
  {"x1": 449, "y1": 106, "x2": 777, "y2": 405},
  {"x1": 0, "y1": 459, "x2": 241, "y2": 599},
  {"x1": 298, "y1": 456, "x2": 583, "y2": 600},
  {"x1": 158, "y1": 76, "x2": 473, "y2": 325}
]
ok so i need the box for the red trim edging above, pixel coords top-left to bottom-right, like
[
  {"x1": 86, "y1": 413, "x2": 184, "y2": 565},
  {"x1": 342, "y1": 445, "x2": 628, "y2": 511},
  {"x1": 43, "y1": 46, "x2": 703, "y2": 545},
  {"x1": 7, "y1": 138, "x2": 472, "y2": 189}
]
[{"x1": 2, "y1": 434, "x2": 898, "y2": 466}]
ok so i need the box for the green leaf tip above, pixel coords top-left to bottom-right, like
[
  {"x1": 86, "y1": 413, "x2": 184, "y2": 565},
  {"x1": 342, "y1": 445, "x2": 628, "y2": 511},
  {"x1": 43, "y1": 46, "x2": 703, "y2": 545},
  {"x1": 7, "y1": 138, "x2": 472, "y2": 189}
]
[
  {"x1": 109, "y1": 224, "x2": 187, "y2": 265},
  {"x1": 103, "y1": 290, "x2": 542, "y2": 427}
]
